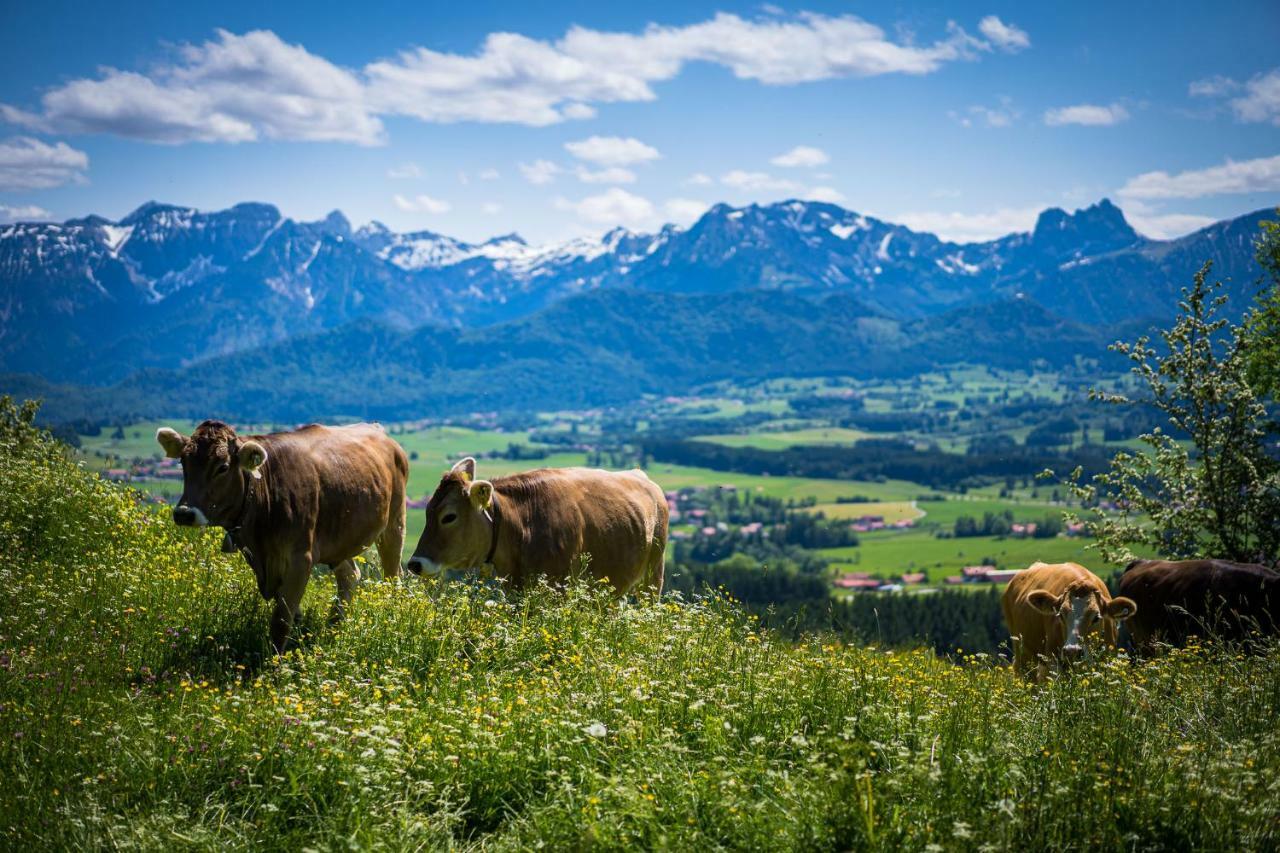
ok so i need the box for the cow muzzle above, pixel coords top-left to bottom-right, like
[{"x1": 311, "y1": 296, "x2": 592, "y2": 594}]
[
  {"x1": 1062, "y1": 643, "x2": 1084, "y2": 661},
  {"x1": 172, "y1": 504, "x2": 209, "y2": 527},
  {"x1": 406, "y1": 555, "x2": 437, "y2": 576}
]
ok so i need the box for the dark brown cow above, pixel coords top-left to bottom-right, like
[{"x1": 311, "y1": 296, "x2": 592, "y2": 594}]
[
  {"x1": 406, "y1": 457, "x2": 668, "y2": 595},
  {"x1": 1119, "y1": 559, "x2": 1280, "y2": 651},
  {"x1": 157, "y1": 420, "x2": 408, "y2": 651}
]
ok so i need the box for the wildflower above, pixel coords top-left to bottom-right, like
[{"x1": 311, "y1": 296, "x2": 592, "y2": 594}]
[{"x1": 584, "y1": 722, "x2": 608, "y2": 738}]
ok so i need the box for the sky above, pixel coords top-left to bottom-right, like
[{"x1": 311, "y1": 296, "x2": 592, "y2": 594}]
[{"x1": 1, "y1": 1, "x2": 1278, "y2": 244}]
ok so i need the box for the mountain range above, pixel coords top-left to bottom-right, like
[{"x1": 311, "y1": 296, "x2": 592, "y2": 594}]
[{"x1": 0, "y1": 197, "x2": 1271, "y2": 422}]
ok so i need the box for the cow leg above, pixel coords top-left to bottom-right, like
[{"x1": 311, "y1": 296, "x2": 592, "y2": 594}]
[
  {"x1": 377, "y1": 497, "x2": 405, "y2": 580},
  {"x1": 270, "y1": 553, "x2": 312, "y2": 653},
  {"x1": 329, "y1": 558, "x2": 361, "y2": 624},
  {"x1": 642, "y1": 539, "x2": 666, "y2": 598}
]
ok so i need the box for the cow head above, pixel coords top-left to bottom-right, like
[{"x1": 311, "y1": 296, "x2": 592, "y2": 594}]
[
  {"x1": 1028, "y1": 585, "x2": 1137, "y2": 660},
  {"x1": 407, "y1": 457, "x2": 494, "y2": 575},
  {"x1": 156, "y1": 420, "x2": 267, "y2": 528}
]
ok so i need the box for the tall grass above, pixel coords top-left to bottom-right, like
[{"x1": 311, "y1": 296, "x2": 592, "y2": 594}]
[{"x1": 2, "y1": 398, "x2": 1278, "y2": 850}]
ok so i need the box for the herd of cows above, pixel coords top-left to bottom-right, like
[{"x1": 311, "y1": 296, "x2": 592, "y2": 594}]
[{"x1": 154, "y1": 420, "x2": 1279, "y2": 673}]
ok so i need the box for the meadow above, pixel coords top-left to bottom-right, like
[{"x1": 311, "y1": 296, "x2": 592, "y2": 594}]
[{"x1": 4, "y1": 400, "x2": 1280, "y2": 850}]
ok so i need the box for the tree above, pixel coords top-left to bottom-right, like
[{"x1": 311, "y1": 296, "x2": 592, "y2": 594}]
[
  {"x1": 1243, "y1": 212, "x2": 1280, "y2": 401},
  {"x1": 1058, "y1": 262, "x2": 1280, "y2": 567}
]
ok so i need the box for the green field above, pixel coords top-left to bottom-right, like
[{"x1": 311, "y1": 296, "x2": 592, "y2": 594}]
[
  {"x1": 819, "y1": 531, "x2": 1096, "y2": 581},
  {"x1": 695, "y1": 425, "x2": 871, "y2": 450},
  {"x1": 806, "y1": 501, "x2": 924, "y2": 524}
]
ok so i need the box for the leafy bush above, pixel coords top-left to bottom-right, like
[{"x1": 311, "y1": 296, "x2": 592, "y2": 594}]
[{"x1": 2, "y1": 397, "x2": 1280, "y2": 850}]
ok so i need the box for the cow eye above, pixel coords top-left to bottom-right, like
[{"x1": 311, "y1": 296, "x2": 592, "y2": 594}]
[
  {"x1": 441, "y1": 512, "x2": 458, "y2": 526},
  {"x1": 216, "y1": 462, "x2": 230, "y2": 475}
]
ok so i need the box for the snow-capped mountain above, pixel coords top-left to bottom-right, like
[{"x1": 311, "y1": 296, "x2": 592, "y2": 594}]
[{"x1": 0, "y1": 197, "x2": 1269, "y2": 384}]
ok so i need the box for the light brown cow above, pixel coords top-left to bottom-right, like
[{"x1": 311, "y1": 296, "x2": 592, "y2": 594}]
[
  {"x1": 1002, "y1": 561, "x2": 1137, "y2": 680},
  {"x1": 406, "y1": 457, "x2": 668, "y2": 595},
  {"x1": 157, "y1": 420, "x2": 408, "y2": 651}
]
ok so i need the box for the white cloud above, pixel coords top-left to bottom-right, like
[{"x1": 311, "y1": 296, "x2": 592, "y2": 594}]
[
  {"x1": 477, "y1": 168, "x2": 500, "y2": 180},
  {"x1": 2, "y1": 30, "x2": 382, "y2": 145},
  {"x1": 575, "y1": 166, "x2": 637, "y2": 184},
  {"x1": 519, "y1": 159, "x2": 562, "y2": 185},
  {"x1": 0, "y1": 136, "x2": 89, "y2": 190},
  {"x1": 893, "y1": 206, "x2": 1044, "y2": 242},
  {"x1": 3, "y1": 14, "x2": 1022, "y2": 142},
  {"x1": 978, "y1": 16, "x2": 1030, "y2": 52},
  {"x1": 393, "y1": 193, "x2": 451, "y2": 214},
  {"x1": 804, "y1": 186, "x2": 846, "y2": 203},
  {"x1": 664, "y1": 197, "x2": 710, "y2": 224},
  {"x1": 387, "y1": 162, "x2": 422, "y2": 179},
  {"x1": 1117, "y1": 153, "x2": 1280, "y2": 200},
  {"x1": 1043, "y1": 103, "x2": 1129, "y2": 126},
  {"x1": 721, "y1": 170, "x2": 800, "y2": 191},
  {"x1": 686, "y1": 172, "x2": 713, "y2": 186},
  {"x1": 1231, "y1": 69, "x2": 1280, "y2": 125},
  {"x1": 771, "y1": 145, "x2": 829, "y2": 168},
  {"x1": 564, "y1": 136, "x2": 660, "y2": 166},
  {"x1": 1189, "y1": 74, "x2": 1240, "y2": 98},
  {"x1": 951, "y1": 100, "x2": 1016, "y2": 128},
  {"x1": 556, "y1": 187, "x2": 656, "y2": 227},
  {"x1": 480, "y1": 202, "x2": 503, "y2": 215},
  {"x1": 0, "y1": 203, "x2": 53, "y2": 223},
  {"x1": 1120, "y1": 201, "x2": 1215, "y2": 240}
]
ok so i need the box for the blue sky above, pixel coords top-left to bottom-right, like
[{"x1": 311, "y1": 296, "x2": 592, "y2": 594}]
[{"x1": 1, "y1": 1, "x2": 1278, "y2": 243}]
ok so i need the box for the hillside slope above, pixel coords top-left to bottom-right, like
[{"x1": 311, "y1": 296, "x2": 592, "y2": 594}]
[{"x1": 1, "y1": 399, "x2": 1278, "y2": 850}]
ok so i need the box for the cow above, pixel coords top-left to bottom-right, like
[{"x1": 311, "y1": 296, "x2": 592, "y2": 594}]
[
  {"x1": 1119, "y1": 559, "x2": 1280, "y2": 652},
  {"x1": 1001, "y1": 561, "x2": 1137, "y2": 680},
  {"x1": 406, "y1": 457, "x2": 668, "y2": 595},
  {"x1": 156, "y1": 420, "x2": 408, "y2": 651}
]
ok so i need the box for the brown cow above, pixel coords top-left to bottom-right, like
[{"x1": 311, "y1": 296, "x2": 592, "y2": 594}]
[
  {"x1": 1119, "y1": 559, "x2": 1280, "y2": 652},
  {"x1": 157, "y1": 420, "x2": 408, "y2": 651},
  {"x1": 1002, "y1": 561, "x2": 1137, "y2": 680},
  {"x1": 406, "y1": 457, "x2": 668, "y2": 595}
]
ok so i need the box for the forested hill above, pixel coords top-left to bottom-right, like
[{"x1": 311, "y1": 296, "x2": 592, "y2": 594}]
[{"x1": 33, "y1": 288, "x2": 1128, "y2": 424}]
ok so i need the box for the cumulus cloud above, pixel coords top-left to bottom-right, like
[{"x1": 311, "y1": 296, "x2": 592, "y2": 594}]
[
  {"x1": 564, "y1": 135, "x2": 660, "y2": 166},
  {"x1": 686, "y1": 172, "x2": 713, "y2": 186},
  {"x1": 2, "y1": 30, "x2": 382, "y2": 145},
  {"x1": 978, "y1": 16, "x2": 1030, "y2": 52},
  {"x1": 893, "y1": 206, "x2": 1044, "y2": 242},
  {"x1": 1230, "y1": 69, "x2": 1280, "y2": 125},
  {"x1": 1043, "y1": 103, "x2": 1129, "y2": 126},
  {"x1": 2, "y1": 13, "x2": 1026, "y2": 142},
  {"x1": 951, "y1": 96, "x2": 1017, "y2": 128},
  {"x1": 1120, "y1": 200, "x2": 1215, "y2": 240},
  {"x1": 0, "y1": 203, "x2": 53, "y2": 223},
  {"x1": 393, "y1": 193, "x2": 451, "y2": 214},
  {"x1": 664, "y1": 197, "x2": 710, "y2": 225},
  {"x1": 771, "y1": 145, "x2": 829, "y2": 168},
  {"x1": 519, "y1": 160, "x2": 562, "y2": 185},
  {"x1": 575, "y1": 166, "x2": 637, "y2": 184},
  {"x1": 721, "y1": 170, "x2": 800, "y2": 191},
  {"x1": 480, "y1": 202, "x2": 503, "y2": 215},
  {"x1": 387, "y1": 162, "x2": 422, "y2": 179},
  {"x1": 804, "y1": 186, "x2": 846, "y2": 203},
  {"x1": 477, "y1": 168, "x2": 500, "y2": 180},
  {"x1": 0, "y1": 136, "x2": 89, "y2": 190},
  {"x1": 556, "y1": 187, "x2": 656, "y2": 227},
  {"x1": 1189, "y1": 75, "x2": 1240, "y2": 98},
  {"x1": 1117, "y1": 153, "x2": 1280, "y2": 200}
]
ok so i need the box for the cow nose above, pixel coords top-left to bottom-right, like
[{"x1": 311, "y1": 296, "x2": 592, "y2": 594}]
[
  {"x1": 406, "y1": 556, "x2": 431, "y2": 576},
  {"x1": 172, "y1": 505, "x2": 197, "y2": 527},
  {"x1": 1062, "y1": 643, "x2": 1084, "y2": 660}
]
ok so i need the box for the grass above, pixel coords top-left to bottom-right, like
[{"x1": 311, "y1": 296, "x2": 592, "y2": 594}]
[
  {"x1": 4, "y1": 403, "x2": 1280, "y2": 849},
  {"x1": 807, "y1": 501, "x2": 924, "y2": 524},
  {"x1": 820, "y1": 531, "x2": 1095, "y2": 581}
]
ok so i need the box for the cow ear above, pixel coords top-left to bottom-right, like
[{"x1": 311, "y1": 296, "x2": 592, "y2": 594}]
[
  {"x1": 1028, "y1": 590, "x2": 1060, "y2": 615},
  {"x1": 451, "y1": 456, "x2": 476, "y2": 482},
  {"x1": 469, "y1": 480, "x2": 493, "y2": 510},
  {"x1": 1106, "y1": 596, "x2": 1137, "y2": 621},
  {"x1": 156, "y1": 427, "x2": 186, "y2": 458},
  {"x1": 237, "y1": 440, "x2": 268, "y2": 479}
]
